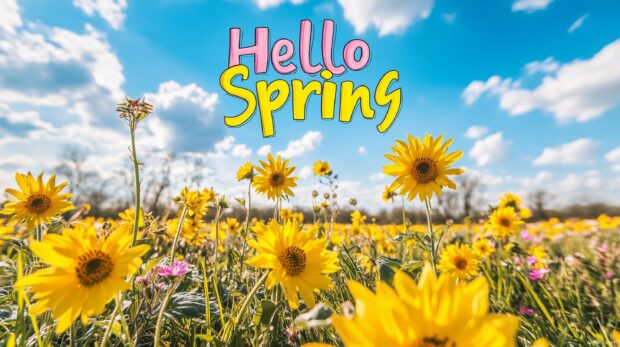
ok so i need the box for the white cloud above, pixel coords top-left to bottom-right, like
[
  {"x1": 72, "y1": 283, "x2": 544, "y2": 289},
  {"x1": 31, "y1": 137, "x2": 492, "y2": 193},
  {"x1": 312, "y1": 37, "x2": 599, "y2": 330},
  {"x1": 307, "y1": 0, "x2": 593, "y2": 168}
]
[
  {"x1": 358, "y1": 146, "x2": 366, "y2": 154},
  {"x1": 73, "y1": 0, "x2": 127, "y2": 30},
  {"x1": 512, "y1": 0, "x2": 553, "y2": 13},
  {"x1": 299, "y1": 166, "x2": 312, "y2": 179},
  {"x1": 369, "y1": 172, "x2": 387, "y2": 181},
  {"x1": 533, "y1": 138, "x2": 598, "y2": 166},
  {"x1": 337, "y1": 0, "x2": 434, "y2": 36},
  {"x1": 462, "y1": 76, "x2": 515, "y2": 105},
  {"x1": 524, "y1": 57, "x2": 559, "y2": 75},
  {"x1": 605, "y1": 146, "x2": 620, "y2": 162},
  {"x1": 568, "y1": 14, "x2": 588, "y2": 34},
  {"x1": 463, "y1": 39, "x2": 620, "y2": 122},
  {"x1": 0, "y1": 154, "x2": 32, "y2": 168},
  {"x1": 205, "y1": 136, "x2": 252, "y2": 159},
  {"x1": 464, "y1": 125, "x2": 488, "y2": 139},
  {"x1": 257, "y1": 144, "x2": 272, "y2": 156},
  {"x1": 252, "y1": 0, "x2": 304, "y2": 10},
  {"x1": 277, "y1": 131, "x2": 323, "y2": 158},
  {"x1": 559, "y1": 170, "x2": 602, "y2": 192},
  {"x1": 145, "y1": 81, "x2": 220, "y2": 152},
  {"x1": 0, "y1": 0, "x2": 22, "y2": 34},
  {"x1": 612, "y1": 163, "x2": 620, "y2": 173},
  {"x1": 469, "y1": 132, "x2": 511, "y2": 166},
  {"x1": 520, "y1": 171, "x2": 553, "y2": 187},
  {"x1": 147, "y1": 81, "x2": 218, "y2": 111}
]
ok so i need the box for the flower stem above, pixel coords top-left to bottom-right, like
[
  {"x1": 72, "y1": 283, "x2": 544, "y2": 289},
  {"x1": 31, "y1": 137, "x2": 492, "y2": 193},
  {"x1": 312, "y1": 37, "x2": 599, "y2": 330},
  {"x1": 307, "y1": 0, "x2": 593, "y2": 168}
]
[
  {"x1": 154, "y1": 283, "x2": 176, "y2": 347},
  {"x1": 169, "y1": 206, "x2": 188, "y2": 260},
  {"x1": 222, "y1": 271, "x2": 269, "y2": 342},
  {"x1": 129, "y1": 126, "x2": 141, "y2": 247},
  {"x1": 100, "y1": 293, "x2": 122, "y2": 346},
  {"x1": 401, "y1": 196, "x2": 407, "y2": 233},
  {"x1": 239, "y1": 180, "x2": 252, "y2": 276},
  {"x1": 424, "y1": 198, "x2": 436, "y2": 272}
]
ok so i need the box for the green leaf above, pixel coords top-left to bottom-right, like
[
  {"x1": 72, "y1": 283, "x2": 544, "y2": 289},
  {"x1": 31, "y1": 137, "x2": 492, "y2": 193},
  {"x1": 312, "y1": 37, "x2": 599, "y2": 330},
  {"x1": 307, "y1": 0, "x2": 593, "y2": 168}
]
[
  {"x1": 252, "y1": 299, "x2": 276, "y2": 326},
  {"x1": 292, "y1": 303, "x2": 333, "y2": 331}
]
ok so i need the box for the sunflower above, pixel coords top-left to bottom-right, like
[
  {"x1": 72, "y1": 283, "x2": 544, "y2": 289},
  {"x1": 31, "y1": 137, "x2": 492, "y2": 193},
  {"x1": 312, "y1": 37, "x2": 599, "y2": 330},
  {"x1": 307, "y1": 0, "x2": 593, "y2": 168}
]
[
  {"x1": 438, "y1": 243, "x2": 481, "y2": 280},
  {"x1": 487, "y1": 207, "x2": 524, "y2": 240},
  {"x1": 383, "y1": 134, "x2": 464, "y2": 201},
  {"x1": 326, "y1": 264, "x2": 518, "y2": 347},
  {"x1": 14, "y1": 224, "x2": 150, "y2": 333},
  {"x1": 245, "y1": 220, "x2": 339, "y2": 308},
  {"x1": 253, "y1": 154, "x2": 298, "y2": 201},
  {"x1": 381, "y1": 185, "x2": 397, "y2": 202},
  {"x1": 202, "y1": 188, "x2": 217, "y2": 204},
  {"x1": 313, "y1": 160, "x2": 332, "y2": 176},
  {"x1": 472, "y1": 238, "x2": 495, "y2": 259},
  {"x1": 1, "y1": 172, "x2": 75, "y2": 229},
  {"x1": 236, "y1": 162, "x2": 254, "y2": 181},
  {"x1": 498, "y1": 192, "x2": 522, "y2": 209},
  {"x1": 499, "y1": 192, "x2": 532, "y2": 219},
  {"x1": 180, "y1": 187, "x2": 208, "y2": 216}
]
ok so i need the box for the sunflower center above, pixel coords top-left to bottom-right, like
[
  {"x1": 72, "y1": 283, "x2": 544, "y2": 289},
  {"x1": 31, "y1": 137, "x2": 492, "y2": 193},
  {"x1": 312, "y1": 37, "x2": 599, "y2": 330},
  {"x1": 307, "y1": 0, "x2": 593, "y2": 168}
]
[
  {"x1": 418, "y1": 335, "x2": 452, "y2": 346},
  {"x1": 411, "y1": 158, "x2": 438, "y2": 184},
  {"x1": 453, "y1": 256, "x2": 468, "y2": 270},
  {"x1": 76, "y1": 250, "x2": 114, "y2": 287},
  {"x1": 25, "y1": 194, "x2": 52, "y2": 214},
  {"x1": 499, "y1": 217, "x2": 512, "y2": 227},
  {"x1": 270, "y1": 173, "x2": 285, "y2": 187},
  {"x1": 278, "y1": 246, "x2": 306, "y2": 276}
]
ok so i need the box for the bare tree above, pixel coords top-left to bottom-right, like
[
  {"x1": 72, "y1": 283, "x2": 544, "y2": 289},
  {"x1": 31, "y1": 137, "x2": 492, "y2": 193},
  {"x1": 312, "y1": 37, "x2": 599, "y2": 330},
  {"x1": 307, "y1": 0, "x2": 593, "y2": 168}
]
[
  {"x1": 529, "y1": 190, "x2": 550, "y2": 220},
  {"x1": 460, "y1": 176, "x2": 481, "y2": 220}
]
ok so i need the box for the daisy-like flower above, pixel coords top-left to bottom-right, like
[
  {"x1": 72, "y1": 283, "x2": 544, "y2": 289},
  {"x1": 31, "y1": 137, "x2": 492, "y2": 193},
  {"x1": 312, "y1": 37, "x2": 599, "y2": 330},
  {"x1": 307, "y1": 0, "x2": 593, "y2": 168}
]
[
  {"x1": 202, "y1": 188, "x2": 217, "y2": 204},
  {"x1": 236, "y1": 162, "x2": 254, "y2": 181},
  {"x1": 499, "y1": 192, "x2": 532, "y2": 219},
  {"x1": 252, "y1": 154, "x2": 298, "y2": 201},
  {"x1": 312, "y1": 160, "x2": 332, "y2": 176},
  {"x1": 381, "y1": 185, "x2": 397, "y2": 202},
  {"x1": 438, "y1": 243, "x2": 481, "y2": 280},
  {"x1": 498, "y1": 192, "x2": 522, "y2": 209},
  {"x1": 158, "y1": 260, "x2": 190, "y2": 277},
  {"x1": 1, "y1": 172, "x2": 75, "y2": 229},
  {"x1": 383, "y1": 134, "x2": 464, "y2": 201},
  {"x1": 245, "y1": 220, "x2": 339, "y2": 309},
  {"x1": 179, "y1": 187, "x2": 208, "y2": 216},
  {"x1": 14, "y1": 225, "x2": 150, "y2": 333},
  {"x1": 472, "y1": 238, "x2": 495, "y2": 259},
  {"x1": 324, "y1": 264, "x2": 519, "y2": 346},
  {"x1": 487, "y1": 207, "x2": 524, "y2": 240}
]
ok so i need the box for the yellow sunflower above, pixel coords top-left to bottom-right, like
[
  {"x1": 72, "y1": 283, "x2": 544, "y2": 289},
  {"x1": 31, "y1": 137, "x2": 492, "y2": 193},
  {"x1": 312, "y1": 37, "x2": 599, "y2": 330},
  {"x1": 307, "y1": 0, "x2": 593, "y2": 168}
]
[
  {"x1": 236, "y1": 162, "x2": 254, "y2": 181},
  {"x1": 14, "y1": 224, "x2": 150, "y2": 333},
  {"x1": 253, "y1": 154, "x2": 298, "y2": 201},
  {"x1": 381, "y1": 185, "x2": 397, "y2": 202},
  {"x1": 180, "y1": 187, "x2": 208, "y2": 216},
  {"x1": 438, "y1": 243, "x2": 481, "y2": 280},
  {"x1": 498, "y1": 192, "x2": 522, "y2": 209},
  {"x1": 327, "y1": 264, "x2": 518, "y2": 347},
  {"x1": 313, "y1": 160, "x2": 332, "y2": 176},
  {"x1": 487, "y1": 207, "x2": 524, "y2": 240},
  {"x1": 383, "y1": 134, "x2": 464, "y2": 201},
  {"x1": 472, "y1": 238, "x2": 495, "y2": 259},
  {"x1": 245, "y1": 220, "x2": 339, "y2": 308},
  {"x1": 202, "y1": 189, "x2": 216, "y2": 204},
  {"x1": 1, "y1": 172, "x2": 75, "y2": 229}
]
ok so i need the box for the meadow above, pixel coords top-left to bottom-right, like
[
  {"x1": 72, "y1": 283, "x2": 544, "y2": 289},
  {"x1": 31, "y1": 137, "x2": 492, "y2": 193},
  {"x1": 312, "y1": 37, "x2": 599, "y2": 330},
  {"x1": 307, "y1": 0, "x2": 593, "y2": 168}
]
[{"x1": 1, "y1": 98, "x2": 619, "y2": 347}]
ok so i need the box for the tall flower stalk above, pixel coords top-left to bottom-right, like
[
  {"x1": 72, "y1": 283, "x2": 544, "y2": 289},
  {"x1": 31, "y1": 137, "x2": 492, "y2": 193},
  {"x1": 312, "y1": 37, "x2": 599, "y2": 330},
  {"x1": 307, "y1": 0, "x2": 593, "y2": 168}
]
[{"x1": 116, "y1": 97, "x2": 153, "y2": 247}]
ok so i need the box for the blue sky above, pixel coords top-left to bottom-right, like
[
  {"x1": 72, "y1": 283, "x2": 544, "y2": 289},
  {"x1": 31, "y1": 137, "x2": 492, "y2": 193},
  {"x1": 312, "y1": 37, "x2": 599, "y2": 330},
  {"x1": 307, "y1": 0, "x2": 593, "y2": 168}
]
[{"x1": 1, "y1": 0, "x2": 619, "y2": 210}]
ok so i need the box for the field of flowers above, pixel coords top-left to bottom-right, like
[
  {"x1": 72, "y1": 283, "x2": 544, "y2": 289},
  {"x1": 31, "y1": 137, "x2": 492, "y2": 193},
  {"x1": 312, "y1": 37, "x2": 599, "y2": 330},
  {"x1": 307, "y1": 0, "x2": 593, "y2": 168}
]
[{"x1": 1, "y1": 99, "x2": 619, "y2": 346}]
